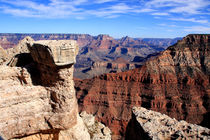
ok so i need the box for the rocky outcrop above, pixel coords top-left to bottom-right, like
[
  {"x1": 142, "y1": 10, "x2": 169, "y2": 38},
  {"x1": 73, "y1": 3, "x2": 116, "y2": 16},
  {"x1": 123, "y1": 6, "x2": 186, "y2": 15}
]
[
  {"x1": 6, "y1": 37, "x2": 34, "y2": 66},
  {"x1": 0, "y1": 40, "x2": 79, "y2": 139},
  {"x1": 80, "y1": 111, "x2": 111, "y2": 140},
  {"x1": 75, "y1": 34, "x2": 210, "y2": 139},
  {"x1": 0, "y1": 46, "x2": 7, "y2": 65},
  {"x1": 126, "y1": 107, "x2": 210, "y2": 140},
  {"x1": 0, "y1": 38, "x2": 112, "y2": 140}
]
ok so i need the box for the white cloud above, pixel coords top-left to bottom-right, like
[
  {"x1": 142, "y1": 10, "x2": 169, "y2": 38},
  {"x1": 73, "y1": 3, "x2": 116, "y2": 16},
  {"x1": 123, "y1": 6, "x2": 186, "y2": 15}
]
[
  {"x1": 184, "y1": 26, "x2": 210, "y2": 32},
  {"x1": 86, "y1": 3, "x2": 154, "y2": 18},
  {"x1": 0, "y1": 0, "x2": 89, "y2": 18},
  {"x1": 0, "y1": 0, "x2": 151, "y2": 18},
  {"x1": 151, "y1": 12, "x2": 169, "y2": 16},
  {"x1": 170, "y1": 18, "x2": 208, "y2": 24},
  {"x1": 95, "y1": 0, "x2": 116, "y2": 4},
  {"x1": 0, "y1": 0, "x2": 209, "y2": 21},
  {"x1": 145, "y1": 0, "x2": 210, "y2": 15},
  {"x1": 158, "y1": 23, "x2": 178, "y2": 27}
]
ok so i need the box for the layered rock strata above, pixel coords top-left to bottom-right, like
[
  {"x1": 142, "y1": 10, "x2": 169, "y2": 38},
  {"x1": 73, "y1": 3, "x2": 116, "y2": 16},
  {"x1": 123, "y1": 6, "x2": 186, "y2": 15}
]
[
  {"x1": 126, "y1": 107, "x2": 210, "y2": 140},
  {"x1": 75, "y1": 34, "x2": 210, "y2": 139},
  {"x1": 0, "y1": 40, "x2": 79, "y2": 139}
]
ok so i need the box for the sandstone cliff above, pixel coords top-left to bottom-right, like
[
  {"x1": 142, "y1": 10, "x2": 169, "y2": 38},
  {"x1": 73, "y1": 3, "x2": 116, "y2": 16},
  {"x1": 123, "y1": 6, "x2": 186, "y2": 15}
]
[
  {"x1": 0, "y1": 40, "x2": 79, "y2": 139},
  {"x1": 125, "y1": 107, "x2": 210, "y2": 140},
  {"x1": 0, "y1": 39, "x2": 111, "y2": 140},
  {"x1": 75, "y1": 34, "x2": 210, "y2": 139}
]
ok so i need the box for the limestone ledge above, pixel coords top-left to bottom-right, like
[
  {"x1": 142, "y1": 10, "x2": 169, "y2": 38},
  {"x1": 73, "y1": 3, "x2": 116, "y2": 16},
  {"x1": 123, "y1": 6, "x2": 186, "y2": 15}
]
[{"x1": 132, "y1": 107, "x2": 210, "y2": 140}]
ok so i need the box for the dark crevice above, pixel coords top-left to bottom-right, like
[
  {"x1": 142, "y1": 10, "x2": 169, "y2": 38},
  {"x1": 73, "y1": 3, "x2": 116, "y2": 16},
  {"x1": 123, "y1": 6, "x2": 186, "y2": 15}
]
[{"x1": 125, "y1": 112, "x2": 151, "y2": 140}]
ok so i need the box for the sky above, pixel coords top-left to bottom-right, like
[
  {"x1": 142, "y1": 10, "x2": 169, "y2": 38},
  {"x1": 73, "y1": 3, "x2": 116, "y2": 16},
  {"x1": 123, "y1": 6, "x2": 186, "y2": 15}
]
[{"x1": 0, "y1": 0, "x2": 210, "y2": 38}]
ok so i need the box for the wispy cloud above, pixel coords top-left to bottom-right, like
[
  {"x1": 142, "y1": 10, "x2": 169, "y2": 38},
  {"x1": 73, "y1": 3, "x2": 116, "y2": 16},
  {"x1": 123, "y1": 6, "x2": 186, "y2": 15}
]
[
  {"x1": 184, "y1": 26, "x2": 210, "y2": 32},
  {"x1": 0, "y1": 0, "x2": 154, "y2": 18},
  {"x1": 0, "y1": 0, "x2": 88, "y2": 18},
  {"x1": 83, "y1": 3, "x2": 153, "y2": 18},
  {"x1": 0, "y1": 0, "x2": 209, "y2": 23},
  {"x1": 95, "y1": 0, "x2": 116, "y2": 4},
  {"x1": 158, "y1": 23, "x2": 178, "y2": 27},
  {"x1": 144, "y1": 0, "x2": 210, "y2": 15},
  {"x1": 151, "y1": 12, "x2": 169, "y2": 16},
  {"x1": 143, "y1": 0, "x2": 210, "y2": 23},
  {"x1": 169, "y1": 18, "x2": 208, "y2": 24}
]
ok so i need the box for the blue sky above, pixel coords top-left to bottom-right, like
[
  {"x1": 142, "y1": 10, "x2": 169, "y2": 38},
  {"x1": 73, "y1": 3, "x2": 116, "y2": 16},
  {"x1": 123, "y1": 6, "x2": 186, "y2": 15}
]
[{"x1": 0, "y1": 0, "x2": 210, "y2": 38}]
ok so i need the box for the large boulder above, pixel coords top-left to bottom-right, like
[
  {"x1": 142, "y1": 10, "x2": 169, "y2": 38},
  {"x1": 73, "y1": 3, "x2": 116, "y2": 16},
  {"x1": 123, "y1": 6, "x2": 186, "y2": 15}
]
[
  {"x1": 0, "y1": 40, "x2": 79, "y2": 139},
  {"x1": 29, "y1": 40, "x2": 79, "y2": 67}
]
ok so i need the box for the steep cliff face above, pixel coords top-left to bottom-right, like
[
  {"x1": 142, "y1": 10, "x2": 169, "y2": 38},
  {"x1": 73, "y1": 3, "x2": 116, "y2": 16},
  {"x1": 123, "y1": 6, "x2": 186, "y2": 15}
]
[
  {"x1": 0, "y1": 38, "x2": 112, "y2": 140},
  {"x1": 75, "y1": 34, "x2": 210, "y2": 139},
  {"x1": 0, "y1": 40, "x2": 80, "y2": 139},
  {"x1": 126, "y1": 107, "x2": 210, "y2": 140}
]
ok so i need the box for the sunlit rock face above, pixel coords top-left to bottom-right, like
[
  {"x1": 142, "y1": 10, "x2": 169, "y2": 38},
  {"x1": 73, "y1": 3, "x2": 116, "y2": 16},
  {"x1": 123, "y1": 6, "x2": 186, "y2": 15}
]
[
  {"x1": 29, "y1": 40, "x2": 78, "y2": 67},
  {"x1": 75, "y1": 34, "x2": 210, "y2": 139},
  {"x1": 0, "y1": 40, "x2": 79, "y2": 139}
]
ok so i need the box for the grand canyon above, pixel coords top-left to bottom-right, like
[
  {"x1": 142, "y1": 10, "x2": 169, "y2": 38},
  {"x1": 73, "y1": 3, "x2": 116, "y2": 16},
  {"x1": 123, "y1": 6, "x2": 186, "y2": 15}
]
[
  {"x1": 75, "y1": 34, "x2": 210, "y2": 139},
  {"x1": 1, "y1": 0, "x2": 210, "y2": 139},
  {"x1": 0, "y1": 33, "x2": 209, "y2": 140},
  {"x1": 0, "y1": 33, "x2": 180, "y2": 79}
]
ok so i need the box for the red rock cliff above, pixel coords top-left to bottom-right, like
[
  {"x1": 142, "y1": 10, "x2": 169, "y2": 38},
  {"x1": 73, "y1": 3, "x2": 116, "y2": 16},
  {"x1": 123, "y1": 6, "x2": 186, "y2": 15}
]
[{"x1": 75, "y1": 34, "x2": 210, "y2": 139}]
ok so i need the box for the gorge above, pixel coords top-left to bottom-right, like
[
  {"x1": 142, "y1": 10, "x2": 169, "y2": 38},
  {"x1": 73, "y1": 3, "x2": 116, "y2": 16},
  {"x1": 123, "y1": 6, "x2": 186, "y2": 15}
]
[
  {"x1": 75, "y1": 34, "x2": 210, "y2": 139},
  {"x1": 0, "y1": 33, "x2": 180, "y2": 79},
  {"x1": 0, "y1": 34, "x2": 209, "y2": 140}
]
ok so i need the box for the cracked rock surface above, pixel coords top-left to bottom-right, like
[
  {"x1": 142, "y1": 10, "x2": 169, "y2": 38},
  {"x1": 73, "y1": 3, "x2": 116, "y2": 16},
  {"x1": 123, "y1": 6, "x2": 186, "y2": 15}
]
[{"x1": 131, "y1": 107, "x2": 210, "y2": 140}]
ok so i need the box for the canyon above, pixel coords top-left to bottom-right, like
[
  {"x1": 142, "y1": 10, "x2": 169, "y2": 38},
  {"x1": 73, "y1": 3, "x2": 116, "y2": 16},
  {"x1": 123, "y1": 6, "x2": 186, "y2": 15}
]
[
  {"x1": 0, "y1": 33, "x2": 180, "y2": 79},
  {"x1": 75, "y1": 34, "x2": 210, "y2": 139},
  {"x1": 0, "y1": 33, "x2": 209, "y2": 140}
]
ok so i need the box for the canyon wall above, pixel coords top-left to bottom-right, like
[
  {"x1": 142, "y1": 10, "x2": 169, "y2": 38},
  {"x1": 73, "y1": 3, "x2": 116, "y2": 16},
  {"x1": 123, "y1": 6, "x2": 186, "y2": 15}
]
[{"x1": 75, "y1": 34, "x2": 210, "y2": 139}]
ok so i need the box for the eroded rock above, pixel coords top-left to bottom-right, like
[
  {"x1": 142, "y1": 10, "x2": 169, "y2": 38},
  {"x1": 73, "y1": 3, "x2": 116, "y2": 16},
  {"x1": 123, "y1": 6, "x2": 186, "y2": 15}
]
[
  {"x1": 130, "y1": 107, "x2": 210, "y2": 140},
  {"x1": 80, "y1": 111, "x2": 111, "y2": 140},
  {"x1": 0, "y1": 40, "x2": 79, "y2": 139},
  {"x1": 29, "y1": 40, "x2": 79, "y2": 67},
  {"x1": 0, "y1": 46, "x2": 7, "y2": 65}
]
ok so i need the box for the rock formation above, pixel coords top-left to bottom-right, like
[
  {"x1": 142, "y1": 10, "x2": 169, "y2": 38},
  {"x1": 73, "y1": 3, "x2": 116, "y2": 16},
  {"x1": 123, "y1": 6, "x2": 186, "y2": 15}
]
[
  {"x1": 0, "y1": 45, "x2": 7, "y2": 65},
  {"x1": 0, "y1": 40, "x2": 79, "y2": 139},
  {"x1": 126, "y1": 107, "x2": 210, "y2": 140},
  {"x1": 80, "y1": 111, "x2": 111, "y2": 140},
  {"x1": 0, "y1": 39, "x2": 111, "y2": 140},
  {"x1": 75, "y1": 34, "x2": 210, "y2": 139}
]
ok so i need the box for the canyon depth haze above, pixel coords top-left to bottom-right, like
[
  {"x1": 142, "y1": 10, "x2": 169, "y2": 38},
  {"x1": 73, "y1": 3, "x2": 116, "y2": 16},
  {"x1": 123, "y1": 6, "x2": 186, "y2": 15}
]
[{"x1": 0, "y1": 0, "x2": 210, "y2": 140}]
